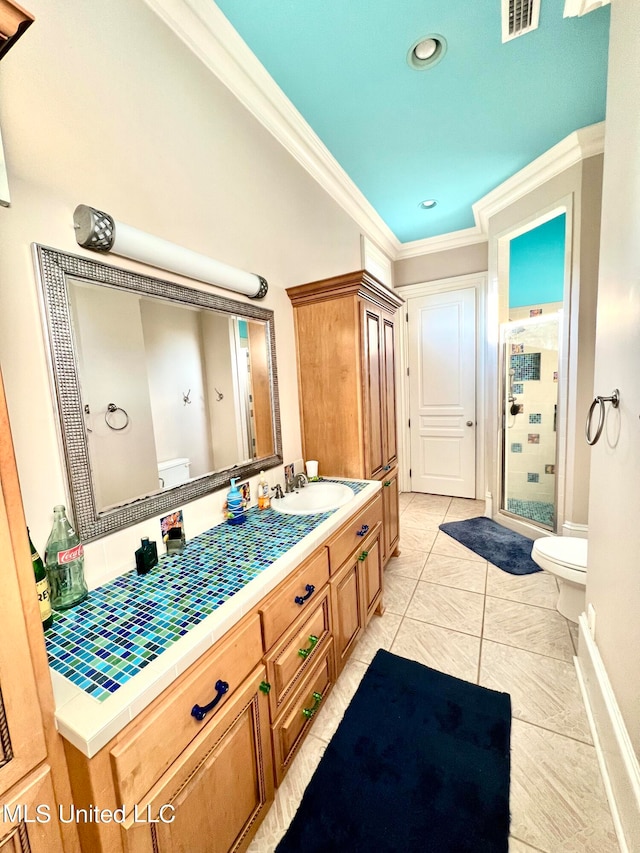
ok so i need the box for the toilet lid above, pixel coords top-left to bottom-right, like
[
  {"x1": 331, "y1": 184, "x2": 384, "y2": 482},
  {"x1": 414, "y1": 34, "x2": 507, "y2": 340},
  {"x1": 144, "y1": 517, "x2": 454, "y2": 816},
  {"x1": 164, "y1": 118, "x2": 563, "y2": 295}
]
[{"x1": 532, "y1": 537, "x2": 587, "y2": 571}]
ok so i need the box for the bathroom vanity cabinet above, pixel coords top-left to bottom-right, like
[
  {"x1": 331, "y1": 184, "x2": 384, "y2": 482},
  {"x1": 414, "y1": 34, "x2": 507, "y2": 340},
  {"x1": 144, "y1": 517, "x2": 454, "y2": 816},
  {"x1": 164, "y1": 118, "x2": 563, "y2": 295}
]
[
  {"x1": 286, "y1": 270, "x2": 403, "y2": 564},
  {"x1": 0, "y1": 372, "x2": 80, "y2": 853},
  {"x1": 61, "y1": 488, "x2": 383, "y2": 853}
]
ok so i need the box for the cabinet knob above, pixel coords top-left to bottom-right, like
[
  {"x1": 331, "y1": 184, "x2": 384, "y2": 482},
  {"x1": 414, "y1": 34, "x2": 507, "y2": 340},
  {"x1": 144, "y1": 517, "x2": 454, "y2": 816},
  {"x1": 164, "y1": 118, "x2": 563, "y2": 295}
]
[
  {"x1": 358, "y1": 550, "x2": 369, "y2": 561},
  {"x1": 191, "y1": 679, "x2": 229, "y2": 721},
  {"x1": 466, "y1": 420, "x2": 474, "y2": 427},
  {"x1": 294, "y1": 583, "x2": 315, "y2": 605},
  {"x1": 356, "y1": 524, "x2": 369, "y2": 537},
  {"x1": 259, "y1": 681, "x2": 271, "y2": 694},
  {"x1": 383, "y1": 481, "x2": 392, "y2": 487}
]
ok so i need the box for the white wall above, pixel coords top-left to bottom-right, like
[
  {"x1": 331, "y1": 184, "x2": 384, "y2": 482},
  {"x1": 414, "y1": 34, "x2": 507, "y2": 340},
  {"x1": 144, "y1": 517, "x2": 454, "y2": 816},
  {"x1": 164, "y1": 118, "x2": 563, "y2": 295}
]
[
  {"x1": 0, "y1": 0, "x2": 362, "y2": 584},
  {"x1": 586, "y1": 0, "x2": 640, "y2": 756},
  {"x1": 140, "y1": 299, "x2": 213, "y2": 478},
  {"x1": 201, "y1": 312, "x2": 243, "y2": 470},
  {"x1": 394, "y1": 242, "x2": 488, "y2": 286},
  {"x1": 70, "y1": 284, "x2": 159, "y2": 509}
]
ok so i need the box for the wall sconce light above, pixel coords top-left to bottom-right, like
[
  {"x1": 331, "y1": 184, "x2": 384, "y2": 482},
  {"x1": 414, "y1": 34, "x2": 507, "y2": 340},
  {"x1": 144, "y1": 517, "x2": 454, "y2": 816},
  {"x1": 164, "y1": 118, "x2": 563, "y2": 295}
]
[{"x1": 73, "y1": 204, "x2": 268, "y2": 299}]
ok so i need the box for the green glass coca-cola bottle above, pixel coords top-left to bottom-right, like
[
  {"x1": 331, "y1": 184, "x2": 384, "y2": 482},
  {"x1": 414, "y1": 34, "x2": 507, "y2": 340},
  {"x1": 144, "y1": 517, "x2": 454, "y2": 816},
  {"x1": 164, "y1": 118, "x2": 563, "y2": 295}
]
[
  {"x1": 28, "y1": 528, "x2": 53, "y2": 630},
  {"x1": 44, "y1": 505, "x2": 89, "y2": 611}
]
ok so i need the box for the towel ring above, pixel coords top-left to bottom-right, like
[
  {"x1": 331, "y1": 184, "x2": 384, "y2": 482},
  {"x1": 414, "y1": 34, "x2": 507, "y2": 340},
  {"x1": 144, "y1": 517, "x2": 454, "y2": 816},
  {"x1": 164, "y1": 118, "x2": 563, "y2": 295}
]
[
  {"x1": 105, "y1": 402, "x2": 130, "y2": 431},
  {"x1": 585, "y1": 389, "x2": 619, "y2": 446}
]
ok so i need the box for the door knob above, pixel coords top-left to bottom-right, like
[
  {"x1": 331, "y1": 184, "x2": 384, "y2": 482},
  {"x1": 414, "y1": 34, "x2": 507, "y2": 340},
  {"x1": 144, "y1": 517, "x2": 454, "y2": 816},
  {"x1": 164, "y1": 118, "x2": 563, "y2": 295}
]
[{"x1": 466, "y1": 420, "x2": 474, "y2": 427}]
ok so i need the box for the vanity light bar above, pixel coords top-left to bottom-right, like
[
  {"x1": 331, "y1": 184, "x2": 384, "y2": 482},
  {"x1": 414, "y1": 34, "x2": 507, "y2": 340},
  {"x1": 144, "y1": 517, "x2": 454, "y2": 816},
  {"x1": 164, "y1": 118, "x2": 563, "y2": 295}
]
[{"x1": 72, "y1": 204, "x2": 268, "y2": 299}]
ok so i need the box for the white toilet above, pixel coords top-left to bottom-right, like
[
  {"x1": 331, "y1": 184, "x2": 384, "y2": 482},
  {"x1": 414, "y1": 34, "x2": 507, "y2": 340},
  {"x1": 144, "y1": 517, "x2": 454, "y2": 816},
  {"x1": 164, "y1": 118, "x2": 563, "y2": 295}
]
[{"x1": 531, "y1": 537, "x2": 588, "y2": 623}]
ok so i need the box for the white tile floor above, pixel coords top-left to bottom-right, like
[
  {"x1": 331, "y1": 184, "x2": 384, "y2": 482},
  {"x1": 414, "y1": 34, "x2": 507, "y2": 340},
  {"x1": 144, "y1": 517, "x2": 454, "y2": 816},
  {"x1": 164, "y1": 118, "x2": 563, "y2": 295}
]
[{"x1": 248, "y1": 494, "x2": 620, "y2": 853}]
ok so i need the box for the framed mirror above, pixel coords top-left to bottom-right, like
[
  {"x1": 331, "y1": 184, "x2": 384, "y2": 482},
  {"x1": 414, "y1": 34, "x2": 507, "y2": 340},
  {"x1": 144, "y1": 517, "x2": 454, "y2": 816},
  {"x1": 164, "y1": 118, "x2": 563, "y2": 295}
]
[{"x1": 34, "y1": 244, "x2": 282, "y2": 541}]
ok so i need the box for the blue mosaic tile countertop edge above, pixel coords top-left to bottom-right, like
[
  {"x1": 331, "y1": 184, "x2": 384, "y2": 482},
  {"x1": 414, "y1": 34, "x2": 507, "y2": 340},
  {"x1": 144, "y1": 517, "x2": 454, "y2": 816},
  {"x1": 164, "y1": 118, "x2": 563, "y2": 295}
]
[{"x1": 47, "y1": 480, "x2": 378, "y2": 757}]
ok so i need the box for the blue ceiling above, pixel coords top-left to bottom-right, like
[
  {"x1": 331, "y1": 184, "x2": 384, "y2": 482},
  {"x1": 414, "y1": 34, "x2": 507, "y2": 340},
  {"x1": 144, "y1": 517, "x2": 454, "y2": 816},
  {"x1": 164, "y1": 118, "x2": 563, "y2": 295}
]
[{"x1": 213, "y1": 0, "x2": 610, "y2": 244}]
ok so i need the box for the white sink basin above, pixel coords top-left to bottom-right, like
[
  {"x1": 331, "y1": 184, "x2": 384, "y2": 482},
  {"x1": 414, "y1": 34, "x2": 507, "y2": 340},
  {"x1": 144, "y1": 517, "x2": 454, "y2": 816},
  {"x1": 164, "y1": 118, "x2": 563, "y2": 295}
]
[{"x1": 271, "y1": 481, "x2": 355, "y2": 515}]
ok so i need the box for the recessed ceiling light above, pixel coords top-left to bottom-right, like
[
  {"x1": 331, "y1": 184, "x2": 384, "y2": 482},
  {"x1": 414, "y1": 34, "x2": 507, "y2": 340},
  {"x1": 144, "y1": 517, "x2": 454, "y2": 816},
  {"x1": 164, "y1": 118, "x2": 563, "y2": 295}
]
[
  {"x1": 407, "y1": 34, "x2": 447, "y2": 71},
  {"x1": 414, "y1": 38, "x2": 438, "y2": 60},
  {"x1": 419, "y1": 199, "x2": 438, "y2": 209}
]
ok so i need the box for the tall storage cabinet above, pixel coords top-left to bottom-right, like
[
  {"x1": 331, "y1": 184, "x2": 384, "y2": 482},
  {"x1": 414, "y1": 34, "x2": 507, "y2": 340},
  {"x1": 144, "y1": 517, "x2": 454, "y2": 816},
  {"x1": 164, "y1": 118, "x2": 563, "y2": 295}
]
[
  {"x1": 0, "y1": 372, "x2": 80, "y2": 853},
  {"x1": 286, "y1": 270, "x2": 403, "y2": 564}
]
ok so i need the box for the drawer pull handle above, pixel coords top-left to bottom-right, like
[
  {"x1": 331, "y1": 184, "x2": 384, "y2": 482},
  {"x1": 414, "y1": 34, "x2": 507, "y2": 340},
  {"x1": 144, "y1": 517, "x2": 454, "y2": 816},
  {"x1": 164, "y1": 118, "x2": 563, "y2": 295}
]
[
  {"x1": 383, "y1": 465, "x2": 391, "y2": 471},
  {"x1": 298, "y1": 635, "x2": 319, "y2": 659},
  {"x1": 302, "y1": 691, "x2": 323, "y2": 719},
  {"x1": 356, "y1": 524, "x2": 370, "y2": 537},
  {"x1": 294, "y1": 584, "x2": 315, "y2": 605},
  {"x1": 259, "y1": 681, "x2": 271, "y2": 694},
  {"x1": 191, "y1": 679, "x2": 229, "y2": 721},
  {"x1": 358, "y1": 550, "x2": 369, "y2": 562},
  {"x1": 383, "y1": 481, "x2": 392, "y2": 487}
]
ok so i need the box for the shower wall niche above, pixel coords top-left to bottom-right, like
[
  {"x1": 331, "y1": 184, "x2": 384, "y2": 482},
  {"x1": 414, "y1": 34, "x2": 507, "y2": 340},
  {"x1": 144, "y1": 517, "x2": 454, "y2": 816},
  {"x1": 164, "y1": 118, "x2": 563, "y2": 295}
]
[{"x1": 501, "y1": 310, "x2": 561, "y2": 529}]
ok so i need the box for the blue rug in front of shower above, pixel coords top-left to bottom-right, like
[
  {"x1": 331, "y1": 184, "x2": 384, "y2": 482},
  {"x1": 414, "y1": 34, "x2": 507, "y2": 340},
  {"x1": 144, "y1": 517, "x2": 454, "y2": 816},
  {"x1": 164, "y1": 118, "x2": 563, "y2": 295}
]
[
  {"x1": 439, "y1": 516, "x2": 541, "y2": 575},
  {"x1": 275, "y1": 649, "x2": 511, "y2": 853}
]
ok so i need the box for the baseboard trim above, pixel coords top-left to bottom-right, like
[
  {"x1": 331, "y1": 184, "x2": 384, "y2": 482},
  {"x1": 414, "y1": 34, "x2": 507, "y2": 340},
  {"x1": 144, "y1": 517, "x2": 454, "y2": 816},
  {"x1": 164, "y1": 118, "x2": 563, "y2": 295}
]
[
  {"x1": 562, "y1": 521, "x2": 589, "y2": 538},
  {"x1": 576, "y1": 614, "x2": 640, "y2": 852}
]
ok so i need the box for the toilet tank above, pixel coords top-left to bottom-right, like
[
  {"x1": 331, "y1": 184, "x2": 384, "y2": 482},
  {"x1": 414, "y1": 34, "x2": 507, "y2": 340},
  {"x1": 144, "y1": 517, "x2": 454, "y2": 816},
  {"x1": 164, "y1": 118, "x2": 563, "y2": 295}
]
[{"x1": 158, "y1": 458, "x2": 191, "y2": 489}]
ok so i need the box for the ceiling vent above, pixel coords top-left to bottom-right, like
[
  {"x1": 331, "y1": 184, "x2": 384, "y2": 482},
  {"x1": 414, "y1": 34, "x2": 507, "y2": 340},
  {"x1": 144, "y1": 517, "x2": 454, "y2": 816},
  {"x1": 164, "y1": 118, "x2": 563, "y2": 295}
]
[{"x1": 502, "y1": 0, "x2": 540, "y2": 43}]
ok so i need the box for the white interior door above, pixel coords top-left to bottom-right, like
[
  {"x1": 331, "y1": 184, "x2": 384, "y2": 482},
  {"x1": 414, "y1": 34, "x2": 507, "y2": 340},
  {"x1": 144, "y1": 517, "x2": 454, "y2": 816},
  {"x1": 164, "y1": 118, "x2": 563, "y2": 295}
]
[{"x1": 408, "y1": 287, "x2": 476, "y2": 497}]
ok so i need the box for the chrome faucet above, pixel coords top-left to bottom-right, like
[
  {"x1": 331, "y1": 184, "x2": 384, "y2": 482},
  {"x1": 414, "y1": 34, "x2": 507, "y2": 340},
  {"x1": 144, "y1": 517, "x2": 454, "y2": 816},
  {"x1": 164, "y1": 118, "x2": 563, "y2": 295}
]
[{"x1": 285, "y1": 472, "x2": 308, "y2": 493}]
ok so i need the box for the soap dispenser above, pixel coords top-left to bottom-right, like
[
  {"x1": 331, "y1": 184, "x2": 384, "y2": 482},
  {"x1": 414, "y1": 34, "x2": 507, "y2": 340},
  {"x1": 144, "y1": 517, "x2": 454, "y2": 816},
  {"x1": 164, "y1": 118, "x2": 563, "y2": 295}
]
[{"x1": 226, "y1": 477, "x2": 246, "y2": 525}]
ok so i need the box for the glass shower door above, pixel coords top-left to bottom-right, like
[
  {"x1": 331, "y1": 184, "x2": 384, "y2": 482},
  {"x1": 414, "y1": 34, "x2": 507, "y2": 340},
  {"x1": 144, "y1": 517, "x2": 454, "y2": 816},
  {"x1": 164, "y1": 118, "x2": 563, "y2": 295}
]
[{"x1": 501, "y1": 313, "x2": 560, "y2": 530}]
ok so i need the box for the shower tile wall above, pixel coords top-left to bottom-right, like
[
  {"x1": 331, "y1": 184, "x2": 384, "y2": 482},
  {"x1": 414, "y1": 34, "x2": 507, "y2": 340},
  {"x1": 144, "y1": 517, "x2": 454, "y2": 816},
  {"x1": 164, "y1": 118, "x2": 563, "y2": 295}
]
[{"x1": 506, "y1": 305, "x2": 560, "y2": 519}]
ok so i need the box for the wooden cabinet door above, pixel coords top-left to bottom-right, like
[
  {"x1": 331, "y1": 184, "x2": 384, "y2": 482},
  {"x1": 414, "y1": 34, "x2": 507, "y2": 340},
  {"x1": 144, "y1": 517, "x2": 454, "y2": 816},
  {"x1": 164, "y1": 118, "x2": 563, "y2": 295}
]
[
  {"x1": 122, "y1": 665, "x2": 274, "y2": 853},
  {"x1": 381, "y1": 468, "x2": 400, "y2": 565},
  {"x1": 361, "y1": 304, "x2": 385, "y2": 478},
  {"x1": 360, "y1": 535, "x2": 383, "y2": 627},
  {"x1": 0, "y1": 477, "x2": 48, "y2": 797},
  {"x1": 330, "y1": 558, "x2": 363, "y2": 674},
  {"x1": 382, "y1": 315, "x2": 398, "y2": 469},
  {"x1": 0, "y1": 766, "x2": 65, "y2": 852}
]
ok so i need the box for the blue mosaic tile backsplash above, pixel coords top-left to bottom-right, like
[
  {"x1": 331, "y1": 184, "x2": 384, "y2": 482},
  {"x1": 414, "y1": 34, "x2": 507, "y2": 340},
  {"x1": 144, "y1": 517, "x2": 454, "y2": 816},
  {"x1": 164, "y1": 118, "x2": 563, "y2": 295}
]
[
  {"x1": 45, "y1": 480, "x2": 368, "y2": 702},
  {"x1": 510, "y1": 353, "x2": 541, "y2": 382}
]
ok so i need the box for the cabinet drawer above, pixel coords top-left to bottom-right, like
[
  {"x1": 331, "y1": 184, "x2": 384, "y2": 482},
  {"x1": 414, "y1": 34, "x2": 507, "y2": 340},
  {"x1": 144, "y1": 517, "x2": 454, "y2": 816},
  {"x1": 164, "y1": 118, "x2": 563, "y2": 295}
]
[
  {"x1": 110, "y1": 612, "x2": 263, "y2": 808},
  {"x1": 260, "y1": 548, "x2": 329, "y2": 649},
  {"x1": 272, "y1": 639, "x2": 334, "y2": 786},
  {"x1": 264, "y1": 588, "x2": 331, "y2": 719},
  {"x1": 327, "y1": 493, "x2": 383, "y2": 573}
]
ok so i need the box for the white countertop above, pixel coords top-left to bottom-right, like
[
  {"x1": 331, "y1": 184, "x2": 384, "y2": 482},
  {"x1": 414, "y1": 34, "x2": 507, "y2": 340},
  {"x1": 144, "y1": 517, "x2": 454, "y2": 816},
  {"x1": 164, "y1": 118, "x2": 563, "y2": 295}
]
[{"x1": 51, "y1": 479, "x2": 381, "y2": 758}]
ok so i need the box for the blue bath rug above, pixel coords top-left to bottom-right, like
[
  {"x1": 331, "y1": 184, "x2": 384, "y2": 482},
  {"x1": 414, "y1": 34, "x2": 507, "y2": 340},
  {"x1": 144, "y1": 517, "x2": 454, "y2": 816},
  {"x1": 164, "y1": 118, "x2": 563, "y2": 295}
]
[
  {"x1": 439, "y1": 516, "x2": 541, "y2": 575},
  {"x1": 275, "y1": 649, "x2": 511, "y2": 853}
]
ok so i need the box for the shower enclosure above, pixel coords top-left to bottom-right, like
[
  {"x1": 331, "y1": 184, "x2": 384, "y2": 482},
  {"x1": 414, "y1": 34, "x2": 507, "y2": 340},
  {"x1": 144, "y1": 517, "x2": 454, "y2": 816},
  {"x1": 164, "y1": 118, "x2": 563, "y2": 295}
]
[{"x1": 500, "y1": 313, "x2": 561, "y2": 530}]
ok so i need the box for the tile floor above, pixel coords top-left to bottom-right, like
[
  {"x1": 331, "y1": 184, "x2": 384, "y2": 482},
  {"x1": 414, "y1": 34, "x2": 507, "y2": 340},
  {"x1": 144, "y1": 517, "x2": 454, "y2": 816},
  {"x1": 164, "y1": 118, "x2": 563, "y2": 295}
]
[{"x1": 248, "y1": 493, "x2": 620, "y2": 853}]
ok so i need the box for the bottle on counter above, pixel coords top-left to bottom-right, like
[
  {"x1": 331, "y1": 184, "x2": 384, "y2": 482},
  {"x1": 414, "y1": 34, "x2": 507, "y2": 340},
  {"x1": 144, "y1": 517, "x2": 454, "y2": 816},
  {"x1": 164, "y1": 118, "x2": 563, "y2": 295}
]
[
  {"x1": 44, "y1": 505, "x2": 89, "y2": 611},
  {"x1": 225, "y1": 477, "x2": 246, "y2": 525},
  {"x1": 257, "y1": 471, "x2": 271, "y2": 510},
  {"x1": 135, "y1": 537, "x2": 159, "y2": 574},
  {"x1": 28, "y1": 528, "x2": 53, "y2": 630}
]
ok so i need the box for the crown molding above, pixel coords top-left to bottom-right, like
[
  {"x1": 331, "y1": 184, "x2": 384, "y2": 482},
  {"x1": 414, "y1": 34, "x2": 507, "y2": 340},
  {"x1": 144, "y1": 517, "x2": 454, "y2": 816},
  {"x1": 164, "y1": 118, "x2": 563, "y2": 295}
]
[
  {"x1": 396, "y1": 226, "x2": 486, "y2": 260},
  {"x1": 564, "y1": 0, "x2": 611, "y2": 18},
  {"x1": 473, "y1": 121, "x2": 606, "y2": 234},
  {"x1": 142, "y1": 0, "x2": 400, "y2": 259}
]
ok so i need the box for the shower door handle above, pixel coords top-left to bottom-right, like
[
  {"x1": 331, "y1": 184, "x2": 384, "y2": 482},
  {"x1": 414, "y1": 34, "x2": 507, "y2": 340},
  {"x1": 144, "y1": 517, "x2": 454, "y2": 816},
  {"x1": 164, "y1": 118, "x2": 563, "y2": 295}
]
[{"x1": 466, "y1": 420, "x2": 474, "y2": 427}]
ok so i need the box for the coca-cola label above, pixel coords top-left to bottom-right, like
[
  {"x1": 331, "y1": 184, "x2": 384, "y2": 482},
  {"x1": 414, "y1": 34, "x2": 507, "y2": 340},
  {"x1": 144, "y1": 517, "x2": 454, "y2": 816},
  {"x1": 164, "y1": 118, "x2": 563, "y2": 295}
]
[{"x1": 57, "y1": 543, "x2": 84, "y2": 564}]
